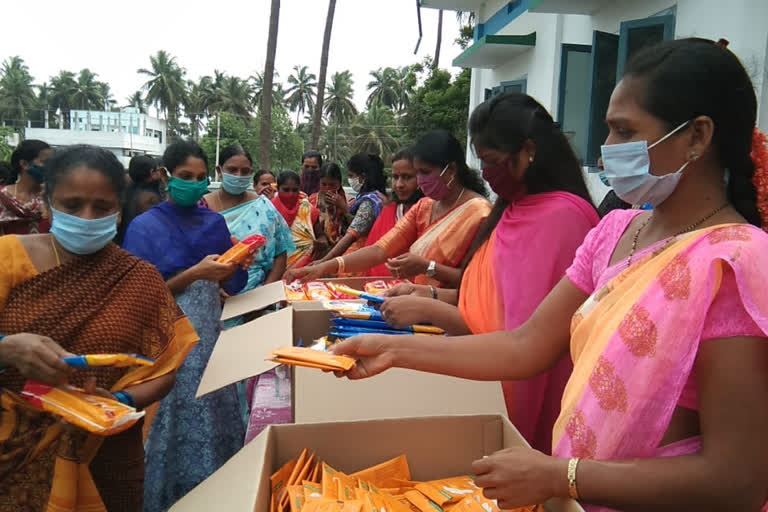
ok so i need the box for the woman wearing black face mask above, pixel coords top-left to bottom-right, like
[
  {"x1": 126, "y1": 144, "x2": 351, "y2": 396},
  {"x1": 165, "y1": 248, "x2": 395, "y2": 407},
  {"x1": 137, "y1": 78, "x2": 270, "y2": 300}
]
[{"x1": 0, "y1": 139, "x2": 52, "y2": 235}]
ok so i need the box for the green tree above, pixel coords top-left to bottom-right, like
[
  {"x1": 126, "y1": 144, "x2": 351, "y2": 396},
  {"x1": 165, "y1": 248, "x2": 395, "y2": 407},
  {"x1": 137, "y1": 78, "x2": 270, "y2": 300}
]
[
  {"x1": 286, "y1": 65, "x2": 317, "y2": 125},
  {"x1": 50, "y1": 70, "x2": 77, "y2": 128},
  {"x1": 403, "y1": 68, "x2": 472, "y2": 147},
  {"x1": 249, "y1": 71, "x2": 286, "y2": 112},
  {"x1": 97, "y1": 82, "x2": 117, "y2": 111},
  {"x1": 311, "y1": 0, "x2": 337, "y2": 148},
  {"x1": 366, "y1": 67, "x2": 399, "y2": 110},
  {"x1": 324, "y1": 71, "x2": 357, "y2": 125},
  {"x1": 36, "y1": 82, "x2": 56, "y2": 128},
  {"x1": 0, "y1": 126, "x2": 15, "y2": 162},
  {"x1": 138, "y1": 50, "x2": 187, "y2": 140},
  {"x1": 183, "y1": 77, "x2": 215, "y2": 140},
  {"x1": 210, "y1": 75, "x2": 252, "y2": 118},
  {"x1": 349, "y1": 106, "x2": 402, "y2": 160},
  {"x1": 71, "y1": 69, "x2": 103, "y2": 110},
  {"x1": 126, "y1": 91, "x2": 147, "y2": 114},
  {"x1": 0, "y1": 56, "x2": 36, "y2": 129},
  {"x1": 260, "y1": 0, "x2": 281, "y2": 170},
  {"x1": 395, "y1": 66, "x2": 417, "y2": 112},
  {"x1": 455, "y1": 11, "x2": 476, "y2": 49}
]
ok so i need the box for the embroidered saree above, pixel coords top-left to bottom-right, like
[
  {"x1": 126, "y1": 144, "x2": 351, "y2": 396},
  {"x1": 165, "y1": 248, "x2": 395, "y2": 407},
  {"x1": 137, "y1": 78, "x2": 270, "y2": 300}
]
[
  {"x1": 0, "y1": 186, "x2": 50, "y2": 235},
  {"x1": 375, "y1": 197, "x2": 491, "y2": 286},
  {"x1": 557, "y1": 224, "x2": 768, "y2": 511},
  {"x1": 458, "y1": 192, "x2": 599, "y2": 453},
  {"x1": 0, "y1": 235, "x2": 197, "y2": 512},
  {"x1": 273, "y1": 197, "x2": 319, "y2": 269}
]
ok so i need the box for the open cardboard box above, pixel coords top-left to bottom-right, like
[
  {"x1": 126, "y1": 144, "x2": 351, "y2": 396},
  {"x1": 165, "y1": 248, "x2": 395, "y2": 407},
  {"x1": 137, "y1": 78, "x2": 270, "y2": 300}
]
[
  {"x1": 206, "y1": 282, "x2": 506, "y2": 423},
  {"x1": 169, "y1": 414, "x2": 585, "y2": 512}
]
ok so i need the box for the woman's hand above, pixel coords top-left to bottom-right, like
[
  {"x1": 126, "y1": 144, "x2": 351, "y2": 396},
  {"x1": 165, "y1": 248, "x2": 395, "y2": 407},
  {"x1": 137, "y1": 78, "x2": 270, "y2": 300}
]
[
  {"x1": 194, "y1": 255, "x2": 238, "y2": 282},
  {"x1": 332, "y1": 192, "x2": 348, "y2": 212},
  {"x1": 381, "y1": 296, "x2": 433, "y2": 328},
  {"x1": 0, "y1": 333, "x2": 73, "y2": 385},
  {"x1": 472, "y1": 447, "x2": 566, "y2": 510},
  {"x1": 284, "y1": 261, "x2": 333, "y2": 283},
  {"x1": 385, "y1": 253, "x2": 429, "y2": 279},
  {"x1": 385, "y1": 283, "x2": 431, "y2": 298},
  {"x1": 83, "y1": 376, "x2": 114, "y2": 400},
  {"x1": 230, "y1": 236, "x2": 256, "y2": 271},
  {"x1": 330, "y1": 335, "x2": 395, "y2": 380}
]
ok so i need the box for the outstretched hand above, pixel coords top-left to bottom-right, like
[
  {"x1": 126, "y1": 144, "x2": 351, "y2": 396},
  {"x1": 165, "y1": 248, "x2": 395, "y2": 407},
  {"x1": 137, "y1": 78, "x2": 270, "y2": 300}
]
[{"x1": 330, "y1": 335, "x2": 395, "y2": 380}]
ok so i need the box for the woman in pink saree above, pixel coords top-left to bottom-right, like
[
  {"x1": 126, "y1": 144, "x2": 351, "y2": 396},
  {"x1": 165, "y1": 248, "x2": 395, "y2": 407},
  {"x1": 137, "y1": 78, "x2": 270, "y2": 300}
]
[{"x1": 331, "y1": 39, "x2": 768, "y2": 510}]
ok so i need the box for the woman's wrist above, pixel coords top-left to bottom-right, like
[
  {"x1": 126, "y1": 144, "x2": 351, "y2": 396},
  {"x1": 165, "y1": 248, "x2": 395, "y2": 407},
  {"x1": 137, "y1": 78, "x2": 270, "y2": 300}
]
[{"x1": 546, "y1": 457, "x2": 573, "y2": 499}]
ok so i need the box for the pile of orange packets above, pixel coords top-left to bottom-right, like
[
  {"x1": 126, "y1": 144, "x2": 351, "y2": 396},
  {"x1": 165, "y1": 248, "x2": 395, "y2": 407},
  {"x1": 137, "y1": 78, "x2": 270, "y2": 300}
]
[
  {"x1": 271, "y1": 450, "x2": 543, "y2": 512},
  {"x1": 285, "y1": 280, "x2": 407, "y2": 302},
  {"x1": 268, "y1": 346, "x2": 356, "y2": 372}
]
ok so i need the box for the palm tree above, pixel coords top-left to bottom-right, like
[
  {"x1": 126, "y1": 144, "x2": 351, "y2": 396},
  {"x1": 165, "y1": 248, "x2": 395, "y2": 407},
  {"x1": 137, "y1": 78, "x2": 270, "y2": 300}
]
[
  {"x1": 395, "y1": 66, "x2": 417, "y2": 112},
  {"x1": 260, "y1": 0, "x2": 281, "y2": 170},
  {"x1": 50, "y1": 70, "x2": 77, "y2": 128},
  {"x1": 349, "y1": 106, "x2": 401, "y2": 159},
  {"x1": 0, "y1": 56, "x2": 36, "y2": 129},
  {"x1": 138, "y1": 50, "x2": 187, "y2": 139},
  {"x1": 433, "y1": 10, "x2": 444, "y2": 69},
  {"x1": 324, "y1": 71, "x2": 357, "y2": 125},
  {"x1": 183, "y1": 77, "x2": 215, "y2": 140},
  {"x1": 211, "y1": 75, "x2": 252, "y2": 118},
  {"x1": 366, "y1": 67, "x2": 399, "y2": 110},
  {"x1": 286, "y1": 65, "x2": 317, "y2": 125},
  {"x1": 70, "y1": 69, "x2": 103, "y2": 111},
  {"x1": 311, "y1": 0, "x2": 338, "y2": 148},
  {"x1": 97, "y1": 82, "x2": 117, "y2": 111},
  {"x1": 36, "y1": 82, "x2": 55, "y2": 128},
  {"x1": 126, "y1": 91, "x2": 147, "y2": 114}
]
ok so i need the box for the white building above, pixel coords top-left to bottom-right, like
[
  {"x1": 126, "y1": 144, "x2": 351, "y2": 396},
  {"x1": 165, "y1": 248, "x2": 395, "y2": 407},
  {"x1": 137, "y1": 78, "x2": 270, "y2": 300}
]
[
  {"x1": 25, "y1": 107, "x2": 167, "y2": 168},
  {"x1": 422, "y1": 0, "x2": 768, "y2": 201}
]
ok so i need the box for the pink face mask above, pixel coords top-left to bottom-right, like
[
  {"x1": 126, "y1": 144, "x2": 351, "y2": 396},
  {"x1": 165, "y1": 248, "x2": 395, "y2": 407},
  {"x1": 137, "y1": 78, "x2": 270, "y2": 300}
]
[{"x1": 417, "y1": 164, "x2": 453, "y2": 200}]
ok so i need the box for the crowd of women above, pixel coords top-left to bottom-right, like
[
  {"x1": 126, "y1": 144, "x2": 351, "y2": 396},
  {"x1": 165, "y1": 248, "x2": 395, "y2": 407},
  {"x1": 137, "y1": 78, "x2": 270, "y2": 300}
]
[{"x1": 0, "y1": 37, "x2": 767, "y2": 511}]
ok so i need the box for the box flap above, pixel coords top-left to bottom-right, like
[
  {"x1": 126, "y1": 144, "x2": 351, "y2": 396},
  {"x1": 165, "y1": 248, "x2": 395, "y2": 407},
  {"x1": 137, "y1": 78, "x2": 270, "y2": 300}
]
[
  {"x1": 221, "y1": 281, "x2": 286, "y2": 321},
  {"x1": 169, "y1": 426, "x2": 272, "y2": 511},
  {"x1": 196, "y1": 306, "x2": 293, "y2": 398}
]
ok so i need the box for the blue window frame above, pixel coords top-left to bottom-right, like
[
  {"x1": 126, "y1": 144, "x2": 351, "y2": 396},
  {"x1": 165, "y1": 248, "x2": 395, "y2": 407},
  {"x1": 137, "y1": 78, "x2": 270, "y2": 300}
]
[
  {"x1": 557, "y1": 44, "x2": 592, "y2": 164},
  {"x1": 616, "y1": 15, "x2": 676, "y2": 80},
  {"x1": 486, "y1": 78, "x2": 528, "y2": 101}
]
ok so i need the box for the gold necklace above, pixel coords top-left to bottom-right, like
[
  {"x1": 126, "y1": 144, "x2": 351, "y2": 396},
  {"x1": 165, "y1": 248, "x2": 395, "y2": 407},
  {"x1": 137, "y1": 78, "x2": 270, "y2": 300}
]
[
  {"x1": 50, "y1": 236, "x2": 61, "y2": 266},
  {"x1": 627, "y1": 202, "x2": 730, "y2": 267}
]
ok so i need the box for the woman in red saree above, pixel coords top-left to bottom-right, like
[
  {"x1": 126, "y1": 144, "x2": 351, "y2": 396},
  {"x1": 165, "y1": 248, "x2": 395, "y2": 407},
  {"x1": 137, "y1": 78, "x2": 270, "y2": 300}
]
[
  {"x1": 333, "y1": 39, "x2": 768, "y2": 510},
  {"x1": 273, "y1": 171, "x2": 320, "y2": 269},
  {"x1": 381, "y1": 94, "x2": 599, "y2": 454},
  {"x1": 0, "y1": 140, "x2": 53, "y2": 235},
  {"x1": 0, "y1": 145, "x2": 197, "y2": 512}
]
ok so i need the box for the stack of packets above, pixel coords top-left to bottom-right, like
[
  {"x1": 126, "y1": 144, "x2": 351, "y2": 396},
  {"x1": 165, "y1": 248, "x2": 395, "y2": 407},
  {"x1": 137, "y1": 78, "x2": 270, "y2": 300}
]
[
  {"x1": 285, "y1": 280, "x2": 407, "y2": 302},
  {"x1": 322, "y1": 300, "x2": 445, "y2": 339},
  {"x1": 270, "y1": 450, "x2": 544, "y2": 512},
  {"x1": 268, "y1": 346, "x2": 356, "y2": 372}
]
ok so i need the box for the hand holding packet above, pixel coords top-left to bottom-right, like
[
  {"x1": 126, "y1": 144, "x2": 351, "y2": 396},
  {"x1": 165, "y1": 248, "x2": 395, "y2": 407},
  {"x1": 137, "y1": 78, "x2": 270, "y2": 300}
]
[
  {"x1": 218, "y1": 234, "x2": 267, "y2": 265},
  {"x1": 269, "y1": 346, "x2": 356, "y2": 372}
]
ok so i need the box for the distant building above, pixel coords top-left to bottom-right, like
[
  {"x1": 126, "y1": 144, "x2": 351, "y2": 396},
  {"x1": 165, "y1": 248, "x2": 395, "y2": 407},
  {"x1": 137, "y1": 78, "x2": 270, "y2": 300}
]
[{"x1": 25, "y1": 107, "x2": 166, "y2": 167}]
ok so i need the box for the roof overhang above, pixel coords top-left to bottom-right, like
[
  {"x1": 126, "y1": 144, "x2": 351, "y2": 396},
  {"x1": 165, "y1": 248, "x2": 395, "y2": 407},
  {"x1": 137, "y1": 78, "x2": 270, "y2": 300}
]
[
  {"x1": 453, "y1": 32, "x2": 536, "y2": 69},
  {"x1": 528, "y1": 0, "x2": 606, "y2": 15}
]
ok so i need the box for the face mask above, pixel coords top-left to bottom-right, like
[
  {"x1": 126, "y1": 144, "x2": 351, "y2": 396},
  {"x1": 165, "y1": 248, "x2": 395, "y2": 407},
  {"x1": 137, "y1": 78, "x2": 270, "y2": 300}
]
[
  {"x1": 50, "y1": 208, "x2": 118, "y2": 255},
  {"x1": 27, "y1": 164, "x2": 46, "y2": 184},
  {"x1": 417, "y1": 164, "x2": 453, "y2": 201},
  {"x1": 600, "y1": 121, "x2": 691, "y2": 207},
  {"x1": 348, "y1": 177, "x2": 362, "y2": 193},
  {"x1": 221, "y1": 173, "x2": 253, "y2": 195},
  {"x1": 279, "y1": 192, "x2": 299, "y2": 208},
  {"x1": 168, "y1": 176, "x2": 209, "y2": 207},
  {"x1": 482, "y1": 160, "x2": 525, "y2": 202}
]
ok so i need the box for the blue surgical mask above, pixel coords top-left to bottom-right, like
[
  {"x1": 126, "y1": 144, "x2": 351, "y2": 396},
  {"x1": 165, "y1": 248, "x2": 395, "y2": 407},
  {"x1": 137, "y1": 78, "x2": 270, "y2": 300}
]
[
  {"x1": 50, "y1": 208, "x2": 118, "y2": 255},
  {"x1": 599, "y1": 121, "x2": 691, "y2": 207},
  {"x1": 27, "y1": 164, "x2": 46, "y2": 184},
  {"x1": 221, "y1": 173, "x2": 253, "y2": 195}
]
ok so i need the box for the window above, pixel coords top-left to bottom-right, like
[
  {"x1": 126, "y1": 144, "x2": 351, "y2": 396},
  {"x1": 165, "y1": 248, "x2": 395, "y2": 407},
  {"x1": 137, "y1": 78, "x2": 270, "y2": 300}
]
[
  {"x1": 583, "y1": 14, "x2": 675, "y2": 166},
  {"x1": 557, "y1": 44, "x2": 592, "y2": 164},
  {"x1": 485, "y1": 78, "x2": 528, "y2": 100}
]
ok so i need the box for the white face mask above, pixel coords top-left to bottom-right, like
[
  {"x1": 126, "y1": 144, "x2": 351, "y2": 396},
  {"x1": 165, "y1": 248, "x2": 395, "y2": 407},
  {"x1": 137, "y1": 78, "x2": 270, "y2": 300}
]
[
  {"x1": 349, "y1": 177, "x2": 362, "y2": 193},
  {"x1": 600, "y1": 120, "x2": 691, "y2": 207}
]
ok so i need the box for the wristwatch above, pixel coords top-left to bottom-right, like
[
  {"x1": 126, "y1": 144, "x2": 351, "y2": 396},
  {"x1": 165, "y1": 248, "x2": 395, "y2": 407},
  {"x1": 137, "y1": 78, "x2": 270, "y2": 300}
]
[{"x1": 426, "y1": 260, "x2": 437, "y2": 278}]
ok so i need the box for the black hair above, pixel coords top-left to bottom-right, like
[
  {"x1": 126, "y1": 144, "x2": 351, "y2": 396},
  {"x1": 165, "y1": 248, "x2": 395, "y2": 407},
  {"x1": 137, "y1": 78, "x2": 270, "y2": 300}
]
[
  {"x1": 162, "y1": 141, "x2": 209, "y2": 174},
  {"x1": 254, "y1": 169, "x2": 274, "y2": 184},
  {"x1": 0, "y1": 162, "x2": 13, "y2": 186},
  {"x1": 10, "y1": 139, "x2": 50, "y2": 182},
  {"x1": 319, "y1": 162, "x2": 343, "y2": 183},
  {"x1": 277, "y1": 170, "x2": 301, "y2": 187},
  {"x1": 391, "y1": 146, "x2": 423, "y2": 206},
  {"x1": 347, "y1": 153, "x2": 387, "y2": 195},
  {"x1": 115, "y1": 183, "x2": 162, "y2": 245},
  {"x1": 461, "y1": 92, "x2": 595, "y2": 269},
  {"x1": 412, "y1": 130, "x2": 488, "y2": 197},
  {"x1": 624, "y1": 38, "x2": 760, "y2": 226},
  {"x1": 128, "y1": 154, "x2": 157, "y2": 183},
  {"x1": 219, "y1": 144, "x2": 253, "y2": 166},
  {"x1": 302, "y1": 150, "x2": 323, "y2": 167},
  {"x1": 44, "y1": 145, "x2": 126, "y2": 202}
]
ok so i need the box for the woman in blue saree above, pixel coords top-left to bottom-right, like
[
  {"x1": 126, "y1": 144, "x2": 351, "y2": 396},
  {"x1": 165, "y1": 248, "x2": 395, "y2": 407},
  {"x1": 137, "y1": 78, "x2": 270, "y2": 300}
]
[{"x1": 123, "y1": 141, "x2": 248, "y2": 512}]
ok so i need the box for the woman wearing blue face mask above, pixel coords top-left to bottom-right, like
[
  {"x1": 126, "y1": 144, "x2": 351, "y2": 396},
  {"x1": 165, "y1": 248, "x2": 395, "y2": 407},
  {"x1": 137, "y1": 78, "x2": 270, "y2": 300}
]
[
  {"x1": 0, "y1": 145, "x2": 198, "y2": 511},
  {"x1": 122, "y1": 141, "x2": 250, "y2": 512},
  {"x1": 0, "y1": 139, "x2": 52, "y2": 235}
]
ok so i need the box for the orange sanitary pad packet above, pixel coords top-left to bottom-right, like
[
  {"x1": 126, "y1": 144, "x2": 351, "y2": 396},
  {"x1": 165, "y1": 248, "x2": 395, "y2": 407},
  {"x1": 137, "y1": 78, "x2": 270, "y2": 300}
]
[
  {"x1": 285, "y1": 281, "x2": 308, "y2": 301},
  {"x1": 218, "y1": 234, "x2": 266, "y2": 265},
  {"x1": 269, "y1": 346, "x2": 356, "y2": 372},
  {"x1": 306, "y1": 282, "x2": 333, "y2": 301},
  {"x1": 351, "y1": 455, "x2": 412, "y2": 489},
  {"x1": 363, "y1": 280, "x2": 390, "y2": 296},
  {"x1": 21, "y1": 381, "x2": 144, "y2": 436}
]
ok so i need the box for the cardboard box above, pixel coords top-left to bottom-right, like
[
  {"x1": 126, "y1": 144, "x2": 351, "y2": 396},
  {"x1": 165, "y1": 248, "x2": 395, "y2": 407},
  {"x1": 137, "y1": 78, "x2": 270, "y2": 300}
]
[
  {"x1": 204, "y1": 283, "x2": 507, "y2": 423},
  {"x1": 169, "y1": 414, "x2": 585, "y2": 512}
]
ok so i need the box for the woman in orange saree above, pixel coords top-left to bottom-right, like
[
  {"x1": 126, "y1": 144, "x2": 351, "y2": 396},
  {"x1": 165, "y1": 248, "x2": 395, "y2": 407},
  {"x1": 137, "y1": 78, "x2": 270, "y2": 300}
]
[
  {"x1": 0, "y1": 146, "x2": 196, "y2": 512},
  {"x1": 332, "y1": 39, "x2": 768, "y2": 510},
  {"x1": 287, "y1": 132, "x2": 490, "y2": 288}
]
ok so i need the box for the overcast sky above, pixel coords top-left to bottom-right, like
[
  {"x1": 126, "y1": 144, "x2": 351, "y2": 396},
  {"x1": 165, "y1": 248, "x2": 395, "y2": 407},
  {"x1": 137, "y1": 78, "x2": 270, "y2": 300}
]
[{"x1": 2, "y1": 0, "x2": 463, "y2": 114}]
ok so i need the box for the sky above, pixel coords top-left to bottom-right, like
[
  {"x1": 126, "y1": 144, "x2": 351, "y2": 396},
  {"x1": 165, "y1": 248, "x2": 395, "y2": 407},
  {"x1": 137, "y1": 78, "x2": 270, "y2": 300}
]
[{"x1": 2, "y1": 0, "x2": 464, "y2": 115}]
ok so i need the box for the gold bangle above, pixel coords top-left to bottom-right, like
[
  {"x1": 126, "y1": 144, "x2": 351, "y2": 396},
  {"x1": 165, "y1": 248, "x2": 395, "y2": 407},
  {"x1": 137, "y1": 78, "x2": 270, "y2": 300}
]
[
  {"x1": 335, "y1": 256, "x2": 345, "y2": 274},
  {"x1": 567, "y1": 457, "x2": 580, "y2": 500}
]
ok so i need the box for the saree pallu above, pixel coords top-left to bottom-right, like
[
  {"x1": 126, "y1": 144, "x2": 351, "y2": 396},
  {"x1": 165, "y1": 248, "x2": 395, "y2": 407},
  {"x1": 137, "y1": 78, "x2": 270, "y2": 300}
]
[
  {"x1": 309, "y1": 191, "x2": 349, "y2": 261},
  {"x1": 283, "y1": 199, "x2": 318, "y2": 270},
  {"x1": 365, "y1": 203, "x2": 402, "y2": 277},
  {"x1": 0, "y1": 186, "x2": 50, "y2": 235},
  {"x1": 555, "y1": 224, "x2": 768, "y2": 511},
  {"x1": 143, "y1": 280, "x2": 245, "y2": 512},
  {"x1": 458, "y1": 193, "x2": 598, "y2": 453},
  {"x1": 0, "y1": 239, "x2": 197, "y2": 512},
  {"x1": 343, "y1": 193, "x2": 387, "y2": 262}
]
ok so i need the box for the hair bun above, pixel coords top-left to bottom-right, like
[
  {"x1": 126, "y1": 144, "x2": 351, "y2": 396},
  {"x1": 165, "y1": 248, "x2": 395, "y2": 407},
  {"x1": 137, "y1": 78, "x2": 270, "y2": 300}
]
[{"x1": 717, "y1": 38, "x2": 730, "y2": 49}]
